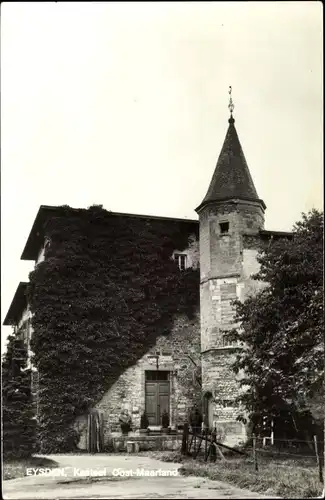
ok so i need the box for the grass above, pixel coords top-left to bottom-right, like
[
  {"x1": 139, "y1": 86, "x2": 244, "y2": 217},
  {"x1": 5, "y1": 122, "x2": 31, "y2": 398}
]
[
  {"x1": 3, "y1": 456, "x2": 59, "y2": 481},
  {"x1": 143, "y1": 450, "x2": 323, "y2": 499}
]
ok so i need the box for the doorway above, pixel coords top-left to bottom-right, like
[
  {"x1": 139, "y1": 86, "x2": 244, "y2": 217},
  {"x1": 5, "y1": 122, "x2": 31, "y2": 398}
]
[
  {"x1": 145, "y1": 371, "x2": 170, "y2": 426},
  {"x1": 203, "y1": 392, "x2": 214, "y2": 429}
]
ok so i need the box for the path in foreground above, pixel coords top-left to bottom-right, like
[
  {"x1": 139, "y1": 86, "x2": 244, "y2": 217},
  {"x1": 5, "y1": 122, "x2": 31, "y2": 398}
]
[{"x1": 3, "y1": 454, "x2": 280, "y2": 499}]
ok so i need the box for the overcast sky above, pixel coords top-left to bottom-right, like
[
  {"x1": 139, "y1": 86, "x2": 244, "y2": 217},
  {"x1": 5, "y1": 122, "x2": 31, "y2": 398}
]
[{"x1": 1, "y1": 1, "x2": 323, "y2": 351}]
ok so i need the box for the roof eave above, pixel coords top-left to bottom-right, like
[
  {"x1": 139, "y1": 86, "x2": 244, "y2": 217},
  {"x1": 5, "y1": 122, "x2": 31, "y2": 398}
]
[
  {"x1": 259, "y1": 229, "x2": 293, "y2": 238},
  {"x1": 21, "y1": 205, "x2": 199, "y2": 261},
  {"x1": 195, "y1": 197, "x2": 267, "y2": 214},
  {"x1": 3, "y1": 282, "x2": 29, "y2": 326},
  {"x1": 20, "y1": 205, "x2": 57, "y2": 261}
]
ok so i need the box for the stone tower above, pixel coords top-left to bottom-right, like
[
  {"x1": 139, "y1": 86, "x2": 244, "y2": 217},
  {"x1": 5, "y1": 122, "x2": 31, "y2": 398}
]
[{"x1": 196, "y1": 97, "x2": 266, "y2": 445}]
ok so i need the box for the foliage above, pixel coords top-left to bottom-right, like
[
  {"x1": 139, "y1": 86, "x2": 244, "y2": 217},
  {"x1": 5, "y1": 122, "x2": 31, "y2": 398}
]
[
  {"x1": 227, "y1": 209, "x2": 324, "y2": 432},
  {"x1": 28, "y1": 205, "x2": 199, "y2": 452},
  {"x1": 2, "y1": 333, "x2": 36, "y2": 459}
]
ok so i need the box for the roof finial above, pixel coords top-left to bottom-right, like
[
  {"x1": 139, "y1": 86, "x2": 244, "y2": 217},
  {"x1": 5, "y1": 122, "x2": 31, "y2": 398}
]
[{"x1": 228, "y1": 86, "x2": 235, "y2": 124}]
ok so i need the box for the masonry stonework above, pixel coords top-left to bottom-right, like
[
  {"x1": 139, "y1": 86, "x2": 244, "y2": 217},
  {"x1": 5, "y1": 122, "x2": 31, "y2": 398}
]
[
  {"x1": 196, "y1": 114, "x2": 267, "y2": 446},
  {"x1": 74, "y1": 236, "x2": 200, "y2": 449},
  {"x1": 73, "y1": 312, "x2": 200, "y2": 449}
]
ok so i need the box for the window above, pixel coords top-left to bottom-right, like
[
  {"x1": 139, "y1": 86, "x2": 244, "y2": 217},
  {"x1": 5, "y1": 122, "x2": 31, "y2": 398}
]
[
  {"x1": 174, "y1": 253, "x2": 187, "y2": 271},
  {"x1": 145, "y1": 370, "x2": 170, "y2": 381},
  {"x1": 219, "y1": 222, "x2": 229, "y2": 234}
]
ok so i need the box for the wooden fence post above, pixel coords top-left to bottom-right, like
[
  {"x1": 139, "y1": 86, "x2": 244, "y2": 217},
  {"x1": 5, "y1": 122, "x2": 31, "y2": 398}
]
[
  {"x1": 253, "y1": 434, "x2": 258, "y2": 472},
  {"x1": 210, "y1": 427, "x2": 216, "y2": 462},
  {"x1": 181, "y1": 423, "x2": 189, "y2": 455},
  {"x1": 313, "y1": 435, "x2": 324, "y2": 484},
  {"x1": 194, "y1": 431, "x2": 203, "y2": 459},
  {"x1": 87, "y1": 414, "x2": 90, "y2": 453},
  {"x1": 204, "y1": 428, "x2": 208, "y2": 461}
]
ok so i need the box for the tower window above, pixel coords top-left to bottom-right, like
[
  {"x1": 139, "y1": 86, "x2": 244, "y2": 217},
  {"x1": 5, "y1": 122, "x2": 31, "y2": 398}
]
[
  {"x1": 219, "y1": 222, "x2": 229, "y2": 234},
  {"x1": 174, "y1": 253, "x2": 187, "y2": 271}
]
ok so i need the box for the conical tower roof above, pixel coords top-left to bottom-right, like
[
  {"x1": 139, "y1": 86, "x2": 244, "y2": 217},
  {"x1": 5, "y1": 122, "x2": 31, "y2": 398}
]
[{"x1": 196, "y1": 114, "x2": 265, "y2": 212}]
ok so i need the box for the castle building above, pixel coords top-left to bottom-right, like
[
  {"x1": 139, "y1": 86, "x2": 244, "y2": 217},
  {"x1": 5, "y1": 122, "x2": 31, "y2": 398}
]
[{"x1": 4, "y1": 101, "x2": 291, "y2": 449}]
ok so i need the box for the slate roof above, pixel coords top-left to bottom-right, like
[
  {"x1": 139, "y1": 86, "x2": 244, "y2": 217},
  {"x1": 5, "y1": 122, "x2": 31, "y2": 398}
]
[{"x1": 196, "y1": 116, "x2": 265, "y2": 211}]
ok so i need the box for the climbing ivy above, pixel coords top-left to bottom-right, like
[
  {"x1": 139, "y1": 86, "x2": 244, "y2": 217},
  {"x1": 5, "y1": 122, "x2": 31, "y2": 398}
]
[
  {"x1": 28, "y1": 205, "x2": 199, "y2": 452},
  {"x1": 2, "y1": 332, "x2": 36, "y2": 458}
]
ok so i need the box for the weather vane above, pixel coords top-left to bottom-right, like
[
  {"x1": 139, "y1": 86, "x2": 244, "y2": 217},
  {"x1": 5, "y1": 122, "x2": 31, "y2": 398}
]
[{"x1": 228, "y1": 86, "x2": 234, "y2": 115}]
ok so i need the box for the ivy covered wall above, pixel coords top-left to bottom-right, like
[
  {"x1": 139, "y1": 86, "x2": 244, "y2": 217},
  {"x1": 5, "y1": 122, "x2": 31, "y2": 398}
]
[
  {"x1": 28, "y1": 205, "x2": 200, "y2": 452},
  {"x1": 2, "y1": 332, "x2": 36, "y2": 458}
]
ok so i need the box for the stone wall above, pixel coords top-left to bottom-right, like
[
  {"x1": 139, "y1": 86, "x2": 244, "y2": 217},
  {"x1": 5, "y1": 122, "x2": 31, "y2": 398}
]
[
  {"x1": 202, "y1": 349, "x2": 240, "y2": 401},
  {"x1": 111, "y1": 434, "x2": 182, "y2": 452},
  {"x1": 199, "y1": 201, "x2": 265, "y2": 281},
  {"x1": 198, "y1": 200, "x2": 265, "y2": 447},
  {"x1": 199, "y1": 200, "x2": 265, "y2": 353},
  {"x1": 73, "y1": 424, "x2": 183, "y2": 452},
  {"x1": 241, "y1": 247, "x2": 266, "y2": 299},
  {"x1": 201, "y1": 347, "x2": 248, "y2": 446},
  {"x1": 201, "y1": 277, "x2": 238, "y2": 352},
  {"x1": 90, "y1": 312, "x2": 200, "y2": 447},
  {"x1": 71, "y1": 232, "x2": 201, "y2": 449}
]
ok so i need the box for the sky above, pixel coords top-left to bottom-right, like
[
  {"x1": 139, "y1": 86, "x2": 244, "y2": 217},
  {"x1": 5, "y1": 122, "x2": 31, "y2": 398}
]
[{"x1": 1, "y1": 1, "x2": 323, "y2": 352}]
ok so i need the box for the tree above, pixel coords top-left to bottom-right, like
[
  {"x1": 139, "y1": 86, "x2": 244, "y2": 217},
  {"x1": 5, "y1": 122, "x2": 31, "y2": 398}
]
[
  {"x1": 2, "y1": 333, "x2": 36, "y2": 458},
  {"x1": 227, "y1": 209, "x2": 324, "y2": 436}
]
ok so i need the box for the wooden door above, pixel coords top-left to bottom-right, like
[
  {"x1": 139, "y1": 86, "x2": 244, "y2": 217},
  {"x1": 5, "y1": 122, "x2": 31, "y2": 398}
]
[
  {"x1": 145, "y1": 382, "x2": 158, "y2": 425},
  {"x1": 145, "y1": 371, "x2": 170, "y2": 425}
]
